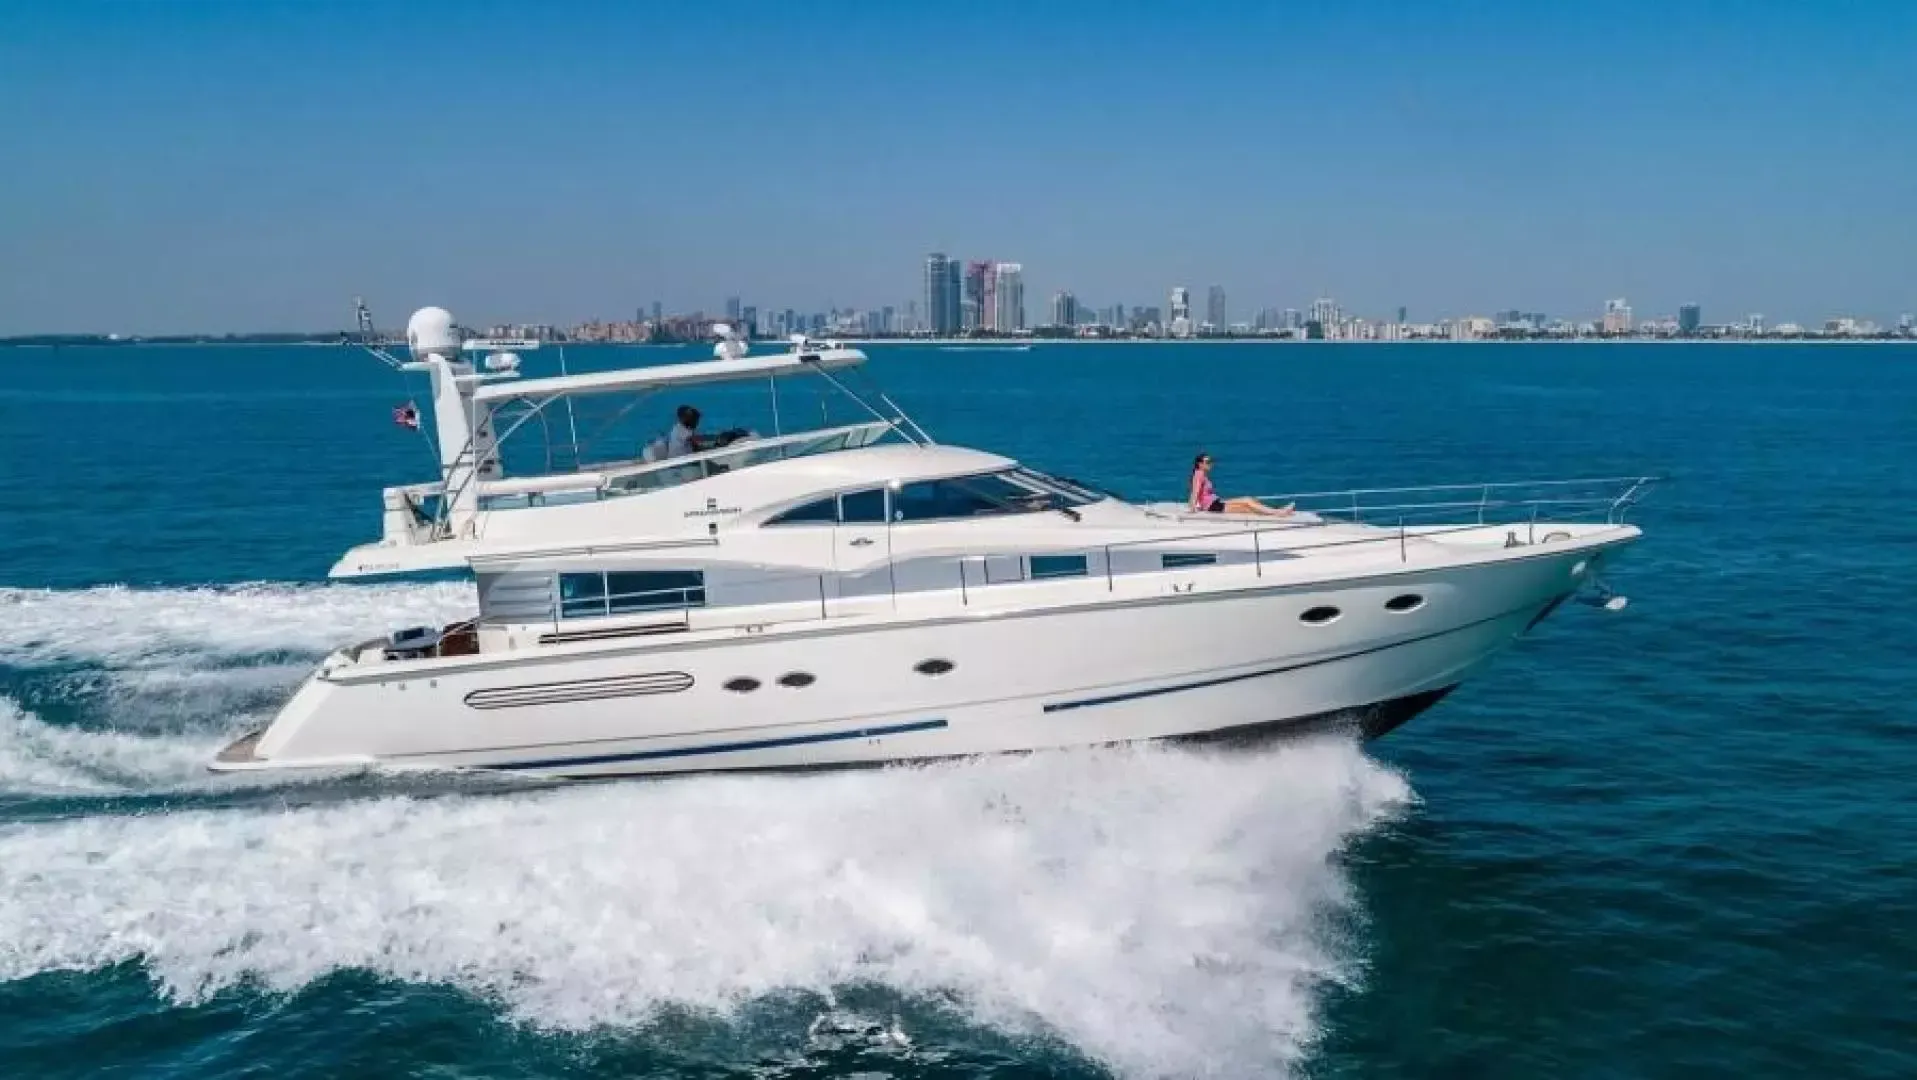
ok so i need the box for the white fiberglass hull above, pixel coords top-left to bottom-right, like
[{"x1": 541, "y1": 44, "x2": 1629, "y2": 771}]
[{"x1": 215, "y1": 536, "x2": 1628, "y2": 780}]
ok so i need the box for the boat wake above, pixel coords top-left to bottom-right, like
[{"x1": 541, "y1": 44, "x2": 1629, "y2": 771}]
[{"x1": 0, "y1": 582, "x2": 1417, "y2": 1078}]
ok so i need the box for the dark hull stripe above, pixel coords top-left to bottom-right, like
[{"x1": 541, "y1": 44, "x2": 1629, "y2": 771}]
[
  {"x1": 490, "y1": 717, "x2": 948, "y2": 772},
  {"x1": 1043, "y1": 596, "x2": 1562, "y2": 714},
  {"x1": 504, "y1": 686, "x2": 1460, "y2": 783}
]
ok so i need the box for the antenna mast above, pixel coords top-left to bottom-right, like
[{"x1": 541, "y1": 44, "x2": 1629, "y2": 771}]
[{"x1": 352, "y1": 297, "x2": 408, "y2": 369}]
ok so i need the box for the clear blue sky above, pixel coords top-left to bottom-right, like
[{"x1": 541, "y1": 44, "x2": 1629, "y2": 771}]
[{"x1": 2, "y1": 0, "x2": 1913, "y2": 334}]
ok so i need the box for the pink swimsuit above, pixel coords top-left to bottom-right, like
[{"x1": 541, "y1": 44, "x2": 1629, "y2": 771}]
[{"x1": 1192, "y1": 469, "x2": 1218, "y2": 511}]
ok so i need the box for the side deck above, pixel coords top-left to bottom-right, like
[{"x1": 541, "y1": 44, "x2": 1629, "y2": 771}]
[{"x1": 328, "y1": 474, "x2": 1657, "y2": 678}]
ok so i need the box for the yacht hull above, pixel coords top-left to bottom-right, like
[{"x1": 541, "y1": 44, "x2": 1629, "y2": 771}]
[{"x1": 214, "y1": 539, "x2": 1624, "y2": 780}]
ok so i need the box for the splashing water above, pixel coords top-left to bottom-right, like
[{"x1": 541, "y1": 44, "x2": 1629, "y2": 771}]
[
  {"x1": 0, "y1": 740, "x2": 1410, "y2": 1076},
  {"x1": 0, "y1": 582, "x2": 475, "y2": 669},
  {"x1": 0, "y1": 696, "x2": 232, "y2": 794}
]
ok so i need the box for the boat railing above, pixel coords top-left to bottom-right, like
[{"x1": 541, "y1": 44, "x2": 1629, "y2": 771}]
[
  {"x1": 597, "y1": 420, "x2": 897, "y2": 496},
  {"x1": 1253, "y1": 475, "x2": 1660, "y2": 528},
  {"x1": 1093, "y1": 474, "x2": 1663, "y2": 572},
  {"x1": 476, "y1": 476, "x2": 1661, "y2": 644},
  {"x1": 468, "y1": 421, "x2": 899, "y2": 510},
  {"x1": 932, "y1": 475, "x2": 1656, "y2": 608}
]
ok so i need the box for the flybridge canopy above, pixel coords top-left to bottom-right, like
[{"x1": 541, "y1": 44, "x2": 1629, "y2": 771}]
[{"x1": 470, "y1": 348, "x2": 867, "y2": 405}]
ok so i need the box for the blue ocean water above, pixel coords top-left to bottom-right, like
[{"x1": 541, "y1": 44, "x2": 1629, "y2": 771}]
[{"x1": 1, "y1": 340, "x2": 1913, "y2": 1078}]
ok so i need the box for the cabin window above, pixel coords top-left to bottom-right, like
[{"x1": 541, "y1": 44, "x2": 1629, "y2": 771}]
[
  {"x1": 839, "y1": 488, "x2": 889, "y2": 524},
  {"x1": 765, "y1": 497, "x2": 838, "y2": 526},
  {"x1": 1028, "y1": 554, "x2": 1089, "y2": 580},
  {"x1": 892, "y1": 479, "x2": 1006, "y2": 521},
  {"x1": 890, "y1": 472, "x2": 1069, "y2": 522},
  {"x1": 1161, "y1": 552, "x2": 1217, "y2": 569},
  {"x1": 558, "y1": 571, "x2": 706, "y2": 618},
  {"x1": 558, "y1": 573, "x2": 607, "y2": 619}
]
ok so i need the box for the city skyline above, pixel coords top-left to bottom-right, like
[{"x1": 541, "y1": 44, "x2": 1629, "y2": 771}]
[
  {"x1": 436, "y1": 277, "x2": 1917, "y2": 344},
  {"x1": 3, "y1": 1, "x2": 1915, "y2": 335}
]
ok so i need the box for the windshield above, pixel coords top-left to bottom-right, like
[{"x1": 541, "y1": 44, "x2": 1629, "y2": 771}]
[{"x1": 887, "y1": 470, "x2": 1099, "y2": 523}]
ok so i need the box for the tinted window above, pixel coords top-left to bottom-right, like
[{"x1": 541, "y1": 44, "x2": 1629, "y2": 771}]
[
  {"x1": 558, "y1": 572, "x2": 608, "y2": 618},
  {"x1": 892, "y1": 473, "x2": 1078, "y2": 522},
  {"x1": 839, "y1": 488, "x2": 888, "y2": 523},
  {"x1": 1029, "y1": 554, "x2": 1088, "y2": 579},
  {"x1": 606, "y1": 571, "x2": 706, "y2": 613},
  {"x1": 766, "y1": 497, "x2": 837, "y2": 525},
  {"x1": 1161, "y1": 553, "x2": 1217, "y2": 569},
  {"x1": 892, "y1": 479, "x2": 1009, "y2": 521},
  {"x1": 559, "y1": 571, "x2": 705, "y2": 618}
]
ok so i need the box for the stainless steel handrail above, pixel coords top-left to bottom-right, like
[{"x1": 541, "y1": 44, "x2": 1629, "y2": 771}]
[{"x1": 1255, "y1": 475, "x2": 1659, "y2": 503}]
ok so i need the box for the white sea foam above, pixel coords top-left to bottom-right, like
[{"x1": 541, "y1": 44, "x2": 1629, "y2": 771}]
[
  {"x1": 0, "y1": 697, "x2": 232, "y2": 794},
  {"x1": 0, "y1": 739, "x2": 1410, "y2": 1077},
  {"x1": 0, "y1": 582, "x2": 474, "y2": 669}
]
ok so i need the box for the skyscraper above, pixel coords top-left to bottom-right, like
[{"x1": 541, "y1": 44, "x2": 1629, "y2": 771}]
[
  {"x1": 1678, "y1": 303, "x2": 1702, "y2": 335},
  {"x1": 1206, "y1": 285, "x2": 1226, "y2": 330},
  {"x1": 963, "y1": 262, "x2": 990, "y2": 332},
  {"x1": 725, "y1": 296, "x2": 742, "y2": 321},
  {"x1": 740, "y1": 305, "x2": 758, "y2": 337},
  {"x1": 650, "y1": 301, "x2": 663, "y2": 323},
  {"x1": 1168, "y1": 287, "x2": 1192, "y2": 338},
  {"x1": 944, "y1": 262, "x2": 961, "y2": 335},
  {"x1": 1050, "y1": 291, "x2": 1077, "y2": 328},
  {"x1": 993, "y1": 263, "x2": 1025, "y2": 332},
  {"x1": 923, "y1": 253, "x2": 960, "y2": 336}
]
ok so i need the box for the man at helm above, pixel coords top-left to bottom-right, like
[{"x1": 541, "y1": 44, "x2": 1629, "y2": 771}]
[
  {"x1": 645, "y1": 404, "x2": 749, "y2": 461},
  {"x1": 666, "y1": 404, "x2": 712, "y2": 457}
]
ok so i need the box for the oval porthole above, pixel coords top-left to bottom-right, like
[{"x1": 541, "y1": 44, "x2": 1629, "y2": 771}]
[
  {"x1": 1571, "y1": 559, "x2": 1589, "y2": 578},
  {"x1": 915, "y1": 658, "x2": 955, "y2": 676},
  {"x1": 1300, "y1": 605, "x2": 1342, "y2": 625},
  {"x1": 1384, "y1": 594, "x2": 1425, "y2": 613},
  {"x1": 723, "y1": 677, "x2": 760, "y2": 693},
  {"x1": 777, "y1": 671, "x2": 816, "y2": 688}
]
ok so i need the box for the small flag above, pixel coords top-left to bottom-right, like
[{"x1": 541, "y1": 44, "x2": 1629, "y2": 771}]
[{"x1": 393, "y1": 401, "x2": 420, "y2": 429}]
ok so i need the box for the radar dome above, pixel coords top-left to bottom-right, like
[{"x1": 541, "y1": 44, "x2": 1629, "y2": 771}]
[{"x1": 406, "y1": 306, "x2": 459, "y2": 360}]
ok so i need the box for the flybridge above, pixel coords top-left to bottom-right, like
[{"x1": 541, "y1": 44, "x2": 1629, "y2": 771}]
[{"x1": 345, "y1": 304, "x2": 927, "y2": 548}]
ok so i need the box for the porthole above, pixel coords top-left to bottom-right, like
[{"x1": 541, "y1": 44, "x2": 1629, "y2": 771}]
[
  {"x1": 1571, "y1": 559, "x2": 1589, "y2": 578},
  {"x1": 1384, "y1": 594, "x2": 1425, "y2": 613},
  {"x1": 777, "y1": 671, "x2": 816, "y2": 688},
  {"x1": 915, "y1": 658, "x2": 955, "y2": 676},
  {"x1": 723, "y1": 677, "x2": 761, "y2": 693},
  {"x1": 1300, "y1": 605, "x2": 1342, "y2": 625}
]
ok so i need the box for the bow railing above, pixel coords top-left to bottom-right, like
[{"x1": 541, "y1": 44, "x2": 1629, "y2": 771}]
[{"x1": 1254, "y1": 475, "x2": 1661, "y2": 529}]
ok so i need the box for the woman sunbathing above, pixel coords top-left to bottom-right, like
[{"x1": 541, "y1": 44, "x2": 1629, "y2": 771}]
[{"x1": 1190, "y1": 453, "x2": 1293, "y2": 516}]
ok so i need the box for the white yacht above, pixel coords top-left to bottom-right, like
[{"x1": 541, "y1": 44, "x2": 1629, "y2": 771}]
[{"x1": 211, "y1": 307, "x2": 1655, "y2": 780}]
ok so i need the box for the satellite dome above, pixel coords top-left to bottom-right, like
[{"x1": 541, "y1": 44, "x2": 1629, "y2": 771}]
[{"x1": 406, "y1": 306, "x2": 458, "y2": 360}]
